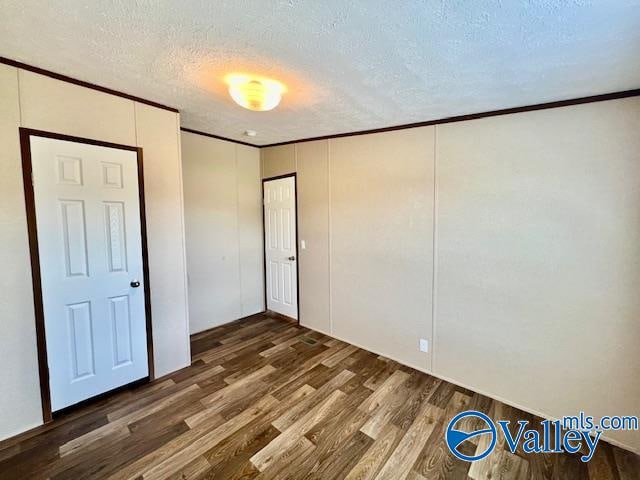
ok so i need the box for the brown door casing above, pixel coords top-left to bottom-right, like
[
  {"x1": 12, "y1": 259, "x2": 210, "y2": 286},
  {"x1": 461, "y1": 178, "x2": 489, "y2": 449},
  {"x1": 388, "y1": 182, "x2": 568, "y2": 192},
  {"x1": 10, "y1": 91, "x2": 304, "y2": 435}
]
[
  {"x1": 261, "y1": 173, "x2": 300, "y2": 325},
  {"x1": 19, "y1": 127, "x2": 154, "y2": 423}
]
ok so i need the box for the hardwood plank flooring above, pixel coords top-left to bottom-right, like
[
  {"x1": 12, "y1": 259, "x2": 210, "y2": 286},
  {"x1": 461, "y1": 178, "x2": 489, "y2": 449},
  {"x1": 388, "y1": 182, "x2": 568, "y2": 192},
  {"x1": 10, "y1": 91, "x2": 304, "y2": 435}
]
[{"x1": 0, "y1": 313, "x2": 637, "y2": 479}]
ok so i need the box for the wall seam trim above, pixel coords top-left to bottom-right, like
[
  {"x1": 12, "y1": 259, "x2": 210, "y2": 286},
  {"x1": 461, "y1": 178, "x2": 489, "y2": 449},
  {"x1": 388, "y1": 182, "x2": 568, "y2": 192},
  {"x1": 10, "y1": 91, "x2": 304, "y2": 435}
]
[
  {"x1": 174, "y1": 112, "x2": 191, "y2": 359},
  {"x1": 327, "y1": 139, "x2": 333, "y2": 336},
  {"x1": 431, "y1": 126, "x2": 439, "y2": 373},
  {"x1": 235, "y1": 144, "x2": 243, "y2": 317}
]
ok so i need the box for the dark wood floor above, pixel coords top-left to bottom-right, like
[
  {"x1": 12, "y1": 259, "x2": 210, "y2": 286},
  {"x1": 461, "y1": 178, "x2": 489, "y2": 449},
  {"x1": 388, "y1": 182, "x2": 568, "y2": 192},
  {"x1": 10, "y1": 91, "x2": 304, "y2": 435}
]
[{"x1": 0, "y1": 313, "x2": 638, "y2": 479}]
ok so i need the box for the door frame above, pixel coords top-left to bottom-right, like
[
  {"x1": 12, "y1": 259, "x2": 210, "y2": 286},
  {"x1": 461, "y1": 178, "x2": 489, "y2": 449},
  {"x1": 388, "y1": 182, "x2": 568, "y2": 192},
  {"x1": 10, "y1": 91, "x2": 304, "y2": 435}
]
[
  {"x1": 19, "y1": 127, "x2": 154, "y2": 423},
  {"x1": 261, "y1": 173, "x2": 300, "y2": 324}
]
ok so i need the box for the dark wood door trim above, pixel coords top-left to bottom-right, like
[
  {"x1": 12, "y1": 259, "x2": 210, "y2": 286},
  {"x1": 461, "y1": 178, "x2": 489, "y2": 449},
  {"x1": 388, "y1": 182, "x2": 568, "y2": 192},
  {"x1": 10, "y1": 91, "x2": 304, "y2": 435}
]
[
  {"x1": 19, "y1": 127, "x2": 155, "y2": 424},
  {"x1": 262, "y1": 173, "x2": 300, "y2": 325}
]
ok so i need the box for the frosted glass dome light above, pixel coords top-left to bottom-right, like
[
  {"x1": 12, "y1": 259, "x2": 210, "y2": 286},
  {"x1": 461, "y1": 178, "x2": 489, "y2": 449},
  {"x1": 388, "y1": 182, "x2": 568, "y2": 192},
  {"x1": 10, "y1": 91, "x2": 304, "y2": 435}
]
[{"x1": 226, "y1": 74, "x2": 285, "y2": 111}]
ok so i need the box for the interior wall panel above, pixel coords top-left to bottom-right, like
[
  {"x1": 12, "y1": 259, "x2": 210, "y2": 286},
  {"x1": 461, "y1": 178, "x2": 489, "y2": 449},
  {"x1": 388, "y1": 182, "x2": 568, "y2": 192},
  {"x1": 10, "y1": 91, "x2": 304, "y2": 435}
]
[
  {"x1": 0, "y1": 64, "x2": 43, "y2": 439},
  {"x1": 258, "y1": 99, "x2": 640, "y2": 453},
  {"x1": 237, "y1": 144, "x2": 265, "y2": 317},
  {"x1": 134, "y1": 103, "x2": 191, "y2": 377},
  {"x1": 181, "y1": 132, "x2": 263, "y2": 333},
  {"x1": 329, "y1": 127, "x2": 435, "y2": 371},
  {"x1": 18, "y1": 70, "x2": 136, "y2": 146},
  {"x1": 297, "y1": 140, "x2": 331, "y2": 333},
  {"x1": 182, "y1": 132, "x2": 241, "y2": 333},
  {"x1": 435, "y1": 98, "x2": 640, "y2": 452},
  {"x1": 261, "y1": 144, "x2": 295, "y2": 179}
]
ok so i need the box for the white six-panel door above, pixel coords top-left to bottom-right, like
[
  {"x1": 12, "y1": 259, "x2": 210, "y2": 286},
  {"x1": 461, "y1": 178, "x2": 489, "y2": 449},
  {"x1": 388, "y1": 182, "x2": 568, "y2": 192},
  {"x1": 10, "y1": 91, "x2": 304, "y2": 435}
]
[
  {"x1": 264, "y1": 176, "x2": 298, "y2": 319},
  {"x1": 30, "y1": 136, "x2": 149, "y2": 412}
]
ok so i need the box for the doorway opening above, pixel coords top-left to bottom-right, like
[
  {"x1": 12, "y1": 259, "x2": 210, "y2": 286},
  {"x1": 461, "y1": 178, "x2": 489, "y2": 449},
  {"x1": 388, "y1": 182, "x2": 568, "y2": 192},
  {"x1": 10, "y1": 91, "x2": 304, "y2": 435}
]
[
  {"x1": 20, "y1": 128, "x2": 153, "y2": 422},
  {"x1": 262, "y1": 173, "x2": 299, "y2": 324}
]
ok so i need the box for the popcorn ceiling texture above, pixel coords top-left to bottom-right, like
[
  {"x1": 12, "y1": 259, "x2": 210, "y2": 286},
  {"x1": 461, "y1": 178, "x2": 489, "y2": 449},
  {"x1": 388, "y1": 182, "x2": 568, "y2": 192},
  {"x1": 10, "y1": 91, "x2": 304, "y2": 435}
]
[{"x1": 1, "y1": 0, "x2": 639, "y2": 145}]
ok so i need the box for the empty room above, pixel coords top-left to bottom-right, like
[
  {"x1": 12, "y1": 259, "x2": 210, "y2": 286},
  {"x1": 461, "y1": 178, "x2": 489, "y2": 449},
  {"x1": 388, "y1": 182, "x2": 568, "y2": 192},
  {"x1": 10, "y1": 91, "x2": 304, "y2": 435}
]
[{"x1": 0, "y1": 1, "x2": 639, "y2": 479}]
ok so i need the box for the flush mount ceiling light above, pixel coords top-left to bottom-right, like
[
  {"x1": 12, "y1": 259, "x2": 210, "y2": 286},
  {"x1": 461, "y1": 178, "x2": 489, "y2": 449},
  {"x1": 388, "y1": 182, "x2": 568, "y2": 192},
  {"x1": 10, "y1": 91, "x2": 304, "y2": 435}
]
[{"x1": 225, "y1": 74, "x2": 285, "y2": 111}]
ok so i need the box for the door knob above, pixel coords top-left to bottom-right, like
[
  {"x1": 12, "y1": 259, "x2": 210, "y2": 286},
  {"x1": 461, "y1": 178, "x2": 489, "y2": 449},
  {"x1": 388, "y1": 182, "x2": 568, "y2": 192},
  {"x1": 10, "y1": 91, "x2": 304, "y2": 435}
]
[
  {"x1": 130, "y1": 280, "x2": 141, "y2": 288},
  {"x1": 288, "y1": 256, "x2": 296, "y2": 261}
]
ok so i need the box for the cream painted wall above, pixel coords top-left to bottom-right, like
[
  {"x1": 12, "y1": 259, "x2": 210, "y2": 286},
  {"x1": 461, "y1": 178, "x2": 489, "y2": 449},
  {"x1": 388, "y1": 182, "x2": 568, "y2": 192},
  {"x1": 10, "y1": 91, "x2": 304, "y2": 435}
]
[
  {"x1": 0, "y1": 64, "x2": 43, "y2": 440},
  {"x1": 297, "y1": 140, "x2": 331, "y2": 333},
  {"x1": 261, "y1": 97, "x2": 640, "y2": 452},
  {"x1": 19, "y1": 70, "x2": 136, "y2": 145},
  {"x1": 237, "y1": 144, "x2": 265, "y2": 317},
  {"x1": 435, "y1": 98, "x2": 640, "y2": 452},
  {"x1": 182, "y1": 133, "x2": 240, "y2": 332},
  {"x1": 263, "y1": 128, "x2": 435, "y2": 371},
  {"x1": 261, "y1": 144, "x2": 295, "y2": 178},
  {"x1": 0, "y1": 68, "x2": 190, "y2": 441},
  {"x1": 181, "y1": 131, "x2": 263, "y2": 334},
  {"x1": 330, "y1": 129, "x2": 435, "y2": 372},
  {"x1": 134, "y1": 103, "x2": 191, "y2": 377}
]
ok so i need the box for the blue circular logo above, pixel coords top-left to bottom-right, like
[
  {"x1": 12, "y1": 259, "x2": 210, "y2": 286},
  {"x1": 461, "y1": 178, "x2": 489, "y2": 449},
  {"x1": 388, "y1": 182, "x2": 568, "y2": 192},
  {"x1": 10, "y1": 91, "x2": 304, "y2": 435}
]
[{"x1": 446, "y1": 410, "x2": 497, "y2": 461}]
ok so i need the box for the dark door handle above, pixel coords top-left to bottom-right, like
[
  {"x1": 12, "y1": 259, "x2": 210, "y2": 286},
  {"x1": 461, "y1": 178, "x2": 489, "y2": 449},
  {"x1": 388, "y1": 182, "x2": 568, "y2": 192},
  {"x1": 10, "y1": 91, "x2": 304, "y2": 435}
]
[
  {"x1": 130, "y1": 280, "x2": 141, "y2": 288},
  {"x1": 288, "y1": 256, "x2": 296, "y2": 261}
]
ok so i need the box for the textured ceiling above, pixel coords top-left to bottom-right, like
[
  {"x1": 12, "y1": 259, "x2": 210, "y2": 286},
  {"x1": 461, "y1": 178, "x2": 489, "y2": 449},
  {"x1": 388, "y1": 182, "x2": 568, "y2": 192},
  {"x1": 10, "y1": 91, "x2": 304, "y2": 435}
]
[{"x1": 1, "y1": 1, "x2": 640, "y2": 146}]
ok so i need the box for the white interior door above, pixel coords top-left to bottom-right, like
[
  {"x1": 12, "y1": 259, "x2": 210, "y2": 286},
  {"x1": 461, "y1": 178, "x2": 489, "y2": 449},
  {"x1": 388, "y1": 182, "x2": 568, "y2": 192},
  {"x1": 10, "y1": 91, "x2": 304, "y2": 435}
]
[
  {"x1": 30, "y1": 136, "x2": 149, "y2": 412},
  {"x1": 264, "y1": 176, "x2": 298, "y2": 319}
]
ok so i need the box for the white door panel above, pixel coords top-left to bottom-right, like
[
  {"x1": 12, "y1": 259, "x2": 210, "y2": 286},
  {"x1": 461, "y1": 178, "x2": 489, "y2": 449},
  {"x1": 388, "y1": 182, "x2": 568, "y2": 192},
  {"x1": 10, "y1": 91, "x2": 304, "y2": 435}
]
[
  {"x1": 30, "y1": 136, "x2": 149, "y2": 412},
  {"x1": 264, "y1": 177, "x2": 298, "y2": 319}
]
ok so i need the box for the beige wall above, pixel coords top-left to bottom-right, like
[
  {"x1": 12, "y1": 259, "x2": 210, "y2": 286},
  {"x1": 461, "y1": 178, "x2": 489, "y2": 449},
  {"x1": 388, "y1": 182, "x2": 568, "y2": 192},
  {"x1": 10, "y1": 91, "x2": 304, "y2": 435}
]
[
  {"x1": 435, "y1": 98, "x2": 640, "y2": 452},
  {"x1": 0, "y1": 66, "x2": 190, "y2": 441},
  {"x1": 261, "y1": 97, "x2": 640, "y2": 452},
  {"x1": 297, "y1": 141, "x2": 331, "y2": 334},
  {"x1": 330, "y1": 129, "x2": 435, "y2": 372},
  {"x1": 237, "y1": 144, "x2": 265, "y2": 317},
  {"x1": 134, "y1": 103, "x2": 191, "y2": 378},
  {"x1": 0, "y1": 64, "x2": 42, "y2": 441},
  {"x1": 181, "y1": 131, "x2": 263, "y2": 334},
  {"x1": 264, "y1": 128, "x2": 436, "y2": 372},
  {"x1": 261, "y1": 144, "x2": 295, "y2": 178}
]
